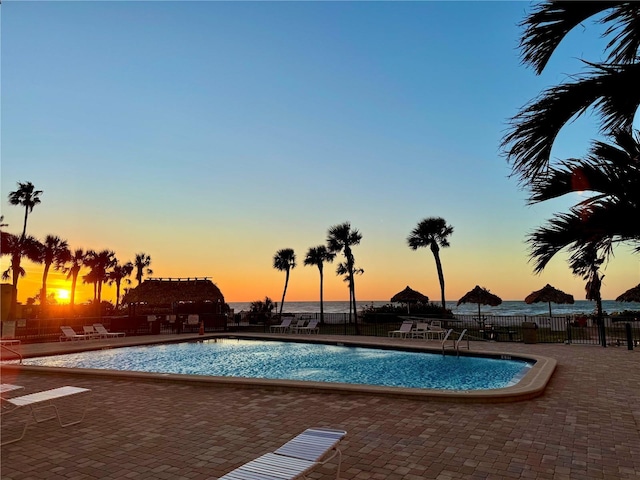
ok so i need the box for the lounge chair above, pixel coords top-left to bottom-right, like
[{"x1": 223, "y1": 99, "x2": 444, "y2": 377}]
[
  {"x1": 410, "y1": 322, "x2": 430, "y2": 339},
  {"x1": 427, "y1": 320, "x2": 446, "y2": 340},
  {"x1": 1, "y1": 386, "x2": 92, "y2": 446},
  {"x1": 59, "y1": 326, "x2": 91, "y2": 341},
  {"x1": 1, "y1": 320, "x2": 20, "y2": 345},
  {"x1": 296, "y1": 319, "x2": 319, "y2": 334},
  {"x1": 270, "y1": 317, "x2": 293, "y2": 333},
  {"x1": 93, "y1": 323, "x2": 126, "y2": 338},
  {"x1": 219, "y1": 427, "x2": 347, "y2": 480},
  {"x1": 82, "y1": 326, "x2": 100, "y2": 339},
  {"x1": 388, "y1": 321, "x2": 413, "y2": 338}
]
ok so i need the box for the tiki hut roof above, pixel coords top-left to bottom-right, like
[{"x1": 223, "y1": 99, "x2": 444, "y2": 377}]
[
  {"x1": 390, "y1": 286, "x2": 429, "y2": 304},
  {"x1": 122, "y1": 278, "x2": 224, "y2": 306},
  {"x1": 525, "y1": 284, "x2": 574, "y2": 317},
  {"x1": 616, "y1": 283, "x2": 640, "y2": 303},
  {"x1": 457, "y1": 285, "x2": 502, "y2": 307}
]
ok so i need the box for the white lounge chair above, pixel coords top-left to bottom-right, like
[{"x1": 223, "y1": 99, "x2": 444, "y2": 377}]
[
  {"x1": 219, "y1": 427, "x2": 347, "y2": 480},
  {"x1": 93, "y1": 323, "x2": 126, "y2": 338},
  {"x1": 59, "y1": 326, "x2": 91, "y2": 341},
  {"x1": 82, "y1": 326, "x2": 100, "y2": 339},
  {"x1": 1, "y1": 386, "x2": 92, "y2": 446},
  {"x1": 270, "y1": 317, "x2": 293, "y2": 333},
  {"x1": 388, "y1": 321, "x2": 413, "y2": 338},
  {"x1": 427, "y1": 320, "x2": 446, "y2": 340},
  {"x1": 410, "y1": 322, "x2": 430, "y2": 339},
  {"x1": 296, "y1": 320, "x2": 319, "y2": 334}
]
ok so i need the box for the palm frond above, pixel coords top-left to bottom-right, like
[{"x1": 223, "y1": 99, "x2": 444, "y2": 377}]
[
  {"x1": 503, "y1": 63, "x2": 640, "y2": 182},
  {"x1": 601, "y1": 3, "x2": 640, "y2": 64},
  {"x1": 519, "y1": 1, "x2": 625, "y2": 74}
]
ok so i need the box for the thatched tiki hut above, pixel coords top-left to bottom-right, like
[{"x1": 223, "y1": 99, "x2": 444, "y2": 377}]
[{"x1": 122, "y1": 277, "x2": 226, "y2": 316}]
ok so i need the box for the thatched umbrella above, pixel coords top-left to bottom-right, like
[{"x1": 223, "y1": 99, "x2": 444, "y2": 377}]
[
  {"x1": 390, "y1": 286, "x2": 429, "y2": 313},
  {"x1": 616, "y1": 283, "x2": 640, "y2": 303},
  {"x1": 457, "y1": 285, "x2": 502, "y2": 319},
  {"x1": 524, "y1": 284, "x2": 574, "y2": 317}
]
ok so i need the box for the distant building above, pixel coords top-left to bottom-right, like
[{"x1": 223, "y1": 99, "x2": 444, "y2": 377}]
[{"x1": 122, "y1": 277, "x2": 226, "y2": 315}]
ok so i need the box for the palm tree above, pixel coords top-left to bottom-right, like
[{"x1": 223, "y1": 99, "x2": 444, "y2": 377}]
[
  {"x1": 407, "y1": 217, "x2": 454, "y2": 311},
  {"x1": 37, "y1": 235, "x2": 70, "y2": 314},
  {"x1": 273, "y1": 248, "x2": 296, "y2": 317},
  {"x1": 304, "y1": 245, "x2": 336, "y2": 324},
  {"x1": 107, "y1": 260, "x2": 134, "y2": 309},
  {"x1": 83, "y1": 249, "x2": 117, "y2": 315},
  {"x1": 569, "y1": 246, "x2": 607, "y2": 347},
  {"x1": 503, "y1": 2, "x2": 640, "y2": 183},
  {"x1": 1, "y1": 233, "x2": 41, "y2": 320},
  {"x1": 527, "y1": 129, "x2": 640, "y2": 272},
  {"x1": 8, "y1": 181, "x2": 43, "y2": 240},
  {"x1": 64, "y1": 248, "x2": 87, "y2": 311},
  {"x1": 134, "y1": 252, "x2": 153, "y2": 285},
  {"x1": 327, "y1": 222, "x2": 362, "y2": 327}
]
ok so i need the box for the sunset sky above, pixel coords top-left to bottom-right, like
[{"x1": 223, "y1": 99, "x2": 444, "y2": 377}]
[{"x1": 1, "y1": 1, "x2": 639, "y2": 306}]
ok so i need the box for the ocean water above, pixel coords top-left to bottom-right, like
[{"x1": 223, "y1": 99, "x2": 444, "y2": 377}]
[{"x1": 228, "y1": 300, "x2": 638, "y2": 317}]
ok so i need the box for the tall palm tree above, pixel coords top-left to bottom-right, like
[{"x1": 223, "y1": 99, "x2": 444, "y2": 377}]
[
  {"x1": 107, "y1": 260, "x2": 134, "y2": 309},
  {"x1": 527, "y1": 129, "x2": 640, "y2": 272},
  {"x1": 407, "y1": 217, "x2": 454, "y2": 311},
  {"x1": 1, "y1": 233, "x2": 41, "y2": 320},
  {"x1": 304, "y1": 245, "x2": 336, "y2": 324},
  {"x1": 503, "y1": 2, "x2": 640, "y2": 183},
  {"x1": 83, "y1": 249, "x2": 117, "y2": 314},
  {"x1": 273, "y1": 248, "x2": 296, "y2": 317},
  {"x1": 37, "y1": 235, "x2": 70, "y2": 314},
  {"x1": 8, "y1": 181, "x2": 43, "y2": 240},
  {"x1": 134, "y1": 252, "x2": 153, "y2": 285},
  {"x1": 64, "y1": 248, "x2": 87, "y2": 311},
  {"x1": 327, "y1": 222, "x2": 362, "y2": 327}
]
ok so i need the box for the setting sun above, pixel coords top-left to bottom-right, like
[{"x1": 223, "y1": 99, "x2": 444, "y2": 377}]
[{"x1": 56, "y1": 289, "x2": 71, "y2": 303}]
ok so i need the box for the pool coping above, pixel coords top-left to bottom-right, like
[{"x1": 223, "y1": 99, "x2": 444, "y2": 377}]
[{"x1": 0, "y1": 333, "x2": 557, "y2": 403}]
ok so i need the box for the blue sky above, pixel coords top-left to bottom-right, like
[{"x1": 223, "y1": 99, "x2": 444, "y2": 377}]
[{"x1": 1, "y1": 1, "x2": 638, "y2": 304}]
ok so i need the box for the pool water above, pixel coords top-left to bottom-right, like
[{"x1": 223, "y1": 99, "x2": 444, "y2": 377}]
[{"x1": 19, "y1": 339, "x2": 533, "y2": 391}]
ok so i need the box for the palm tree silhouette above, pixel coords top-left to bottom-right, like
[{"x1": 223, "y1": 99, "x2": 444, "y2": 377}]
[
  {"x1": 37, "y1": 235, "x2": 71, "y2": 315},
  {"x1": 1, "y1": 233, "x2": 41, "y2": 320},
  {"x1": 134, "y1": 252, "x2": 153, "y2": 285},
  {"x1": 503, "y1": 2, "x2": 640, "y2": 183},
  {"x1": 327, "y1": 222, "x2": 362, "y2": 328},
  {"x1": 528, "y1": 129, "x2": 640, "y2": 271},
  {"x1": 407, "y1": 217, "x2": 454, "y2": 311},
  {"x1": 8, "y1": 181, "x2": 42, "y2": 241},
  {"x1": 107, "y1": 260, "x2": 134, "y2": 309},
  {"x1": 273, "y1": 248, "x2": 296, "y2": 317},
  {"x1": 83, "y1": 249, "x2": 117, "y2": 315},
  {"x1": 64, "y1": 248, "x2": 87, "y2": 311},
  {"x1": 304, "y1": 245, "x2": 336, "y2": 324}
]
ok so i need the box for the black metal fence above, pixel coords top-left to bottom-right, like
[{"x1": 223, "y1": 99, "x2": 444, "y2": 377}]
[
  {"x1": 228, "y1": 312, "x2": 640, "y2": 347},
  {"x1": 3, "y1": 312, "x2": 639, "y2": 347}
]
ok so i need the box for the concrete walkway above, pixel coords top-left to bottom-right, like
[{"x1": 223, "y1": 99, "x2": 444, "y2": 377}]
[{"x1": 1, "y1": 334, "x2": 639, "y2": 479}]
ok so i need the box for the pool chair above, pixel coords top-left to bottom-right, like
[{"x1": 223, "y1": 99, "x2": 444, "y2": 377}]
[
  {"x1": 426, "y1": 320, "x2": 446, "y2": 340},
  {"x1": 270, "y1": 317, "x2": 293, "y2": 333},
  {"x1": 93, "y1": 323, "x2": 126, "y2": 338},
  {"x1": 1, "y1": 385, "x2": 92, "y2": 446},
  {"x1": 409, "y1": 322, "x2": 429, "y2": 339},
  {"x1": 59, "y1": 326, "x2": 91, "y2": 341},
  {"x1": 296, "y1": 319, "x2": 319, "y2": 334},
  {"x1": 219, "y1": 427, "x2": 347, "y2": 480},
  {"x1": 388, "y1": 321, "x2": 413, "y2": 338},
  {"x1": 82, "y1": 325, "x2": 100, "y2": 339}
]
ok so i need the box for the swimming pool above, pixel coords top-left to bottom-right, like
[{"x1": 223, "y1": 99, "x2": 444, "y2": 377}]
[{"x1": 15, "y1": 338, "x2": 533, "y2": 391}]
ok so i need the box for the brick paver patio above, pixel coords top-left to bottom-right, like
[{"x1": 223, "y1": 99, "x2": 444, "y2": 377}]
[{"x1": 1, "y1": 335, "x2": 639, "y2": 479}]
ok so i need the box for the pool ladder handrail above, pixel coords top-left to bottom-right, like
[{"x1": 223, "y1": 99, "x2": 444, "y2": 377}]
[
  {"x1": 442, "y1": 329, "x2": 469, "y2": 356},
  {"x1": 1, "y1": 343, "x2": 23, "y2": 364}
]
